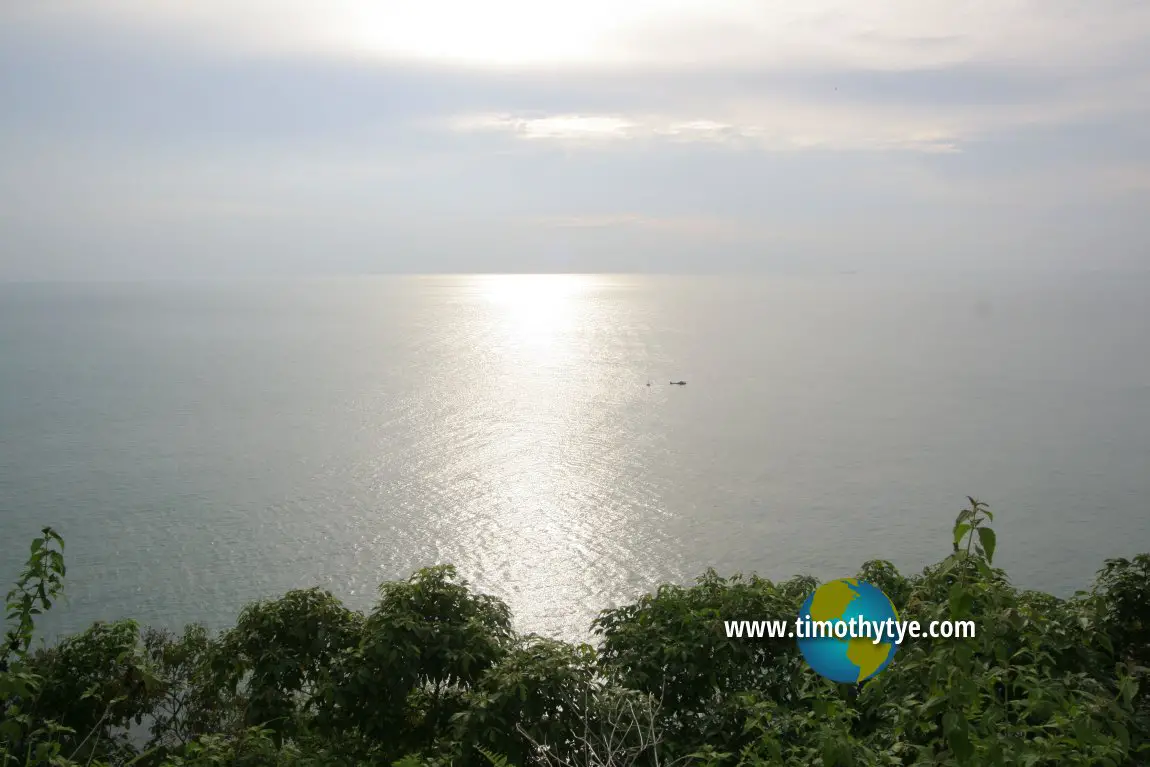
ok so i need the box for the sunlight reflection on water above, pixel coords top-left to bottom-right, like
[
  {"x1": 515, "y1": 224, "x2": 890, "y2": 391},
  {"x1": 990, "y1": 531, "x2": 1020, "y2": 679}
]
[{"x1": 414, "y1": 275, "x2": 685, "y2": 634}]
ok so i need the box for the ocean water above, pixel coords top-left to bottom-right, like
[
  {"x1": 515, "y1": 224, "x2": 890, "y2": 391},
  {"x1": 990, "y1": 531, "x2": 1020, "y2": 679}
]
[{"x1": 1, "y1": 273, "x2": 1148, "y2": 642}]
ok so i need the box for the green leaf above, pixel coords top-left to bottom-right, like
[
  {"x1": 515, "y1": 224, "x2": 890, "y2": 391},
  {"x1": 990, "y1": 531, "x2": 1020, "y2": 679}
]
[
  {"x1": 947, "y1": 724, "x2": 973, "y2": 762},
  {"x1": 1119, "y1": 674, "x2": 1138, "y2": 706},
  {"x1": 953, "y1": 523, "x2": 972, "y2": 548},
  {"x1": 1112, "y1": 721, "x2": 1130, "y2": 750},
  {"x1": 949, "y1": 584, "x2": 974, "y2": 620},
  {"x1": 976, "y1": 527, "x2": 997, "y2": 564},
  {"x1": 1072, "y1": 717, "x2": 1095, "y2": 746}
]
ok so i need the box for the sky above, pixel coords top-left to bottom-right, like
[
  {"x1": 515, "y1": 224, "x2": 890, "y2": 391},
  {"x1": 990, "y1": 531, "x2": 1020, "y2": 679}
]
[{"x1": 1, "y1": 1, "x2": 1148, "y2": 278}]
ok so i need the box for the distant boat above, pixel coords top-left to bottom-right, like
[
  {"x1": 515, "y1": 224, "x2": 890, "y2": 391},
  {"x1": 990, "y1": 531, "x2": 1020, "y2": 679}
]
[{"x1": 670, "y1": 380, "x2": 687, "y2": 386}]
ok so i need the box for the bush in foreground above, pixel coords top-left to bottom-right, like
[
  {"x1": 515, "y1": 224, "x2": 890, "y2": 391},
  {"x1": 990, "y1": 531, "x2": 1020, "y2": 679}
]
[{"x1": 3, "y1": 499, "x2": 1149, "y2": 766}]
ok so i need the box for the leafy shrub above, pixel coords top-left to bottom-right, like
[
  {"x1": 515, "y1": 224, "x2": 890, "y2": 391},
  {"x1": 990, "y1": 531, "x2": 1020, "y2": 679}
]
[
  {"x1": 4, "y1": 500, "x2": 1150, "y2": 767},
  {"x1": 1092, "y1": 554, "x2": 1150, "y2": 667},
  {"x1": 325, "y1": 564, "x2": 513, "y2": 758},
  {"x1": 453, "y1": 636, "x2": 599, "y2": 765},
  {"x1": 219, "y1": 587, "x2": 363, "y2": 741}
]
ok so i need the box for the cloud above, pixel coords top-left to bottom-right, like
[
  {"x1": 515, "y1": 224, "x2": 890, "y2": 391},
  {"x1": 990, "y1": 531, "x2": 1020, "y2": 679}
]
[
  {"x1": 2, "y1": 1, "x2": 1149, "y2": 277},
  {"x1": 450, "y1": 110, "x2": 961, "y2": 153},
  {"x1": 5, "y1": 1, "x2": 1149, "y2": 158},
  {"x1": 6, "y1": 0, "x2": 1150, "y2": 73},
  {"x1": 452, "y1": 114, "x2": 640, "y2": 141},
  {"x1": 444, "y1": 67, "x2": 1150, "y2": 153}
]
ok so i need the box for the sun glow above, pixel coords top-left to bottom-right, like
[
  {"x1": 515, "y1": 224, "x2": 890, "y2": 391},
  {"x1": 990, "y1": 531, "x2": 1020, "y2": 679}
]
[
  {"x1": 477, "y1": 274, "x2": 593, "y2": 355},
  {"x1": 328, "y1": 0, "x2": 661, "y2": 67},
  {"x1": 13, "y1": 0, "x2": 1149, "y2": 74}
]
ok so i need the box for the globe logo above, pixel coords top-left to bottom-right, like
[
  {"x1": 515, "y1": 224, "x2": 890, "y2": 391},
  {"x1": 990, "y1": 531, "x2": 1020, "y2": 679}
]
[{"x1": 796, "y1": 579, "x2": 899, "y2": 684}]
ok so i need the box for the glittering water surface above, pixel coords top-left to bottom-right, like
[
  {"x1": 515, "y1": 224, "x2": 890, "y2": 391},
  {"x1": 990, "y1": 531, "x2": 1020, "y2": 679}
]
[{"x1": 1, "y1": 274, "x2": 1148, "y2": 641}]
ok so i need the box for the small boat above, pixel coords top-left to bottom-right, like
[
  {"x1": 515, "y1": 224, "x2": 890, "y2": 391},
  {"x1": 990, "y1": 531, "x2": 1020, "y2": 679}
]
[{"x1": 670, "y1": 380, "x2": 687, "y2": 386}]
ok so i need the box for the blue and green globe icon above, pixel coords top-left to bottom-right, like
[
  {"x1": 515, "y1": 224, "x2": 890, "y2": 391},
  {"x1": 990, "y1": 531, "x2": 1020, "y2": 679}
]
[{"x1": 797, "y1": 579, "x2": 899, "y2": 684}]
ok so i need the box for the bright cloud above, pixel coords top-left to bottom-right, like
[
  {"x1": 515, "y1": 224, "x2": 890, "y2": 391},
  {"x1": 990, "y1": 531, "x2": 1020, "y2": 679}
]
[
  {"x1": 6, "y1": 0, "x2": 1150, "y2": 72},
  {"x1": 444, "y1": 69, "x2": 1150, "y2": 153},
  {"x1": 451, "y1": 111, "x2": 961, "y2": 153},
  {"x1": 6, "y1": 1, "x2": 1150, "y2": 156}
]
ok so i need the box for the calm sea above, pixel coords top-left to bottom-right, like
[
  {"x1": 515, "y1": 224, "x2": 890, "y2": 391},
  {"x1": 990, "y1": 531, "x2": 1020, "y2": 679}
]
[{"x1": 1, "y1": 274, "x2": 1148, "y2": 641}]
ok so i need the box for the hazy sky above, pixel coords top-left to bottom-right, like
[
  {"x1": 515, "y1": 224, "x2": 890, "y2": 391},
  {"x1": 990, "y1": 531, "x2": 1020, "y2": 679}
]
[{"x1": 2, "y1": 1, "x2": 1148, "y2": 278}]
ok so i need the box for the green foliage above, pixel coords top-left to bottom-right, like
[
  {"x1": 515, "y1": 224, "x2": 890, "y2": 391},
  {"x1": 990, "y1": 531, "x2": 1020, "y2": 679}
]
[
  {"x1": 4, "y1": 500, "x2": 1150, "y2": 767},
  {"x1": 454, "y1": 636, "x2": 599, "y2": 765},
  {"x1": 24, "y1": 619, "x2": 159, "y2": 761},
  {"x1": 2, "y1": 527, "x2": 72, "y2": 767},
  {"x1": 855, "y1": 561, "x2": 911, "y2": 612},
  {"x1": 141, "y1": 624, "x2": 244, "y2": 754},
  {"x1": 852, "y1": 499, "x2": 1147, "y2": 766},
  {"x1": 154, "y1": 726, "x2": 303, "y2": 767},
  {"x1": 4, "y1": 527, "x2": 66, "y2": 662},
  {"x1": 368, "y1": 564, "x2": 513, "y2": 689},
  {"x1": 593, "y1": 569, "x2": 814, "y2": 755},
  {"x1": 324, "y1": 564, "x2": 513, "y2": 757},
  {"x1": 1091, "y1": 554, "x2": 1150, "y2": 667},
  {"x1": 220, "y1": 587, "x2": 363, "y2": 741}
]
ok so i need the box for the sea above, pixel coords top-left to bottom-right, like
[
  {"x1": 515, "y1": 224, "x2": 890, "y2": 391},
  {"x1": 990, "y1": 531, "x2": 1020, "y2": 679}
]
[{"x1": 1, "y1": 273, "x2": 1148, "y2": 642}]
